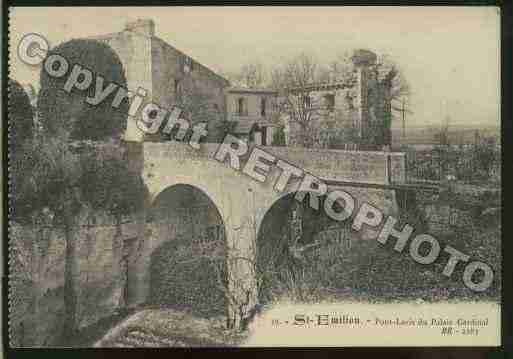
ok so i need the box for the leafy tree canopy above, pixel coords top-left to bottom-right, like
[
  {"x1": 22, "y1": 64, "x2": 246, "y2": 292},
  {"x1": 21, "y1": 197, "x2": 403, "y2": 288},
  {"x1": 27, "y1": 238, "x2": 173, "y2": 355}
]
[
  {"x1": 11, "y1": 135, "x2": 147, "y2": 224},
  {"x1": 38, "y1": 39, "x2": 128, "y2": 140},
  {"x1": 10, "y1": 135, "x2": 81, "y2": 224},
  {"x1": 79, "y1": 144, "x2": 148, "y2": 216}
]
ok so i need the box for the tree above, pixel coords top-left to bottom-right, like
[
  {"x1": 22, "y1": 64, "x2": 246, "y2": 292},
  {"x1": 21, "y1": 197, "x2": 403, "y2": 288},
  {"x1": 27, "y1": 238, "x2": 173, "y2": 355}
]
[
  {"x1": 9, "y1": 79, "x2": 36, "y2": 223},
  {"x1": 79, "y1": 145, "x2": 146, "y2": 217},
  {"x1": 270, "y1": 51, "x2": 407, "y2": 149},
  {"x1": 376, "y1": 53, "x2": 410, "y2": 102},
  {"x1": 9, "y1": 80, "x2": 40, "y2": 346},
  {"x1": 38, "y1": 39, "x2": 129, "y2": 140},
  {"x1": 270, "y1": 53, "x2": 324, "y2": 148},
  {"x1": 37, "y1": 138, "x2": 83, "y2": 339},
  {"x1": 472, "y1": 136, "x2": 499, "y2": 181},
  {"x1": 9, "y1": 79, "x2": 34, "y2": 151},
  {"x1": 223, "y1": 62, "x2": 269, "y2": 88},
  {"x1": 376, "y1": 54, "x2": 410, "y2": 146},
  {"x1": 324, "y1": 50, "x2": 356, "y2": 84},
  {"x1": 35, "y1": 39, "x2": 146, "y2": 341},
  {"x1": 17, "y1": 136, "x2": 147, "y2": 341},
  {"x1": 9, "y1": 131, "x2": 83, "y2": 341}
]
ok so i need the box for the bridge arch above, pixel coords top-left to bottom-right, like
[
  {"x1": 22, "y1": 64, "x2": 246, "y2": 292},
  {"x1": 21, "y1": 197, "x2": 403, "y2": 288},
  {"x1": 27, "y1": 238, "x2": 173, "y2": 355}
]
[
  {"x1": 256, "y1": 191, "x2": 362, "y2": 303},
  {"x1": 146, "y1": 183, "x2": 228, "y2": 317}
]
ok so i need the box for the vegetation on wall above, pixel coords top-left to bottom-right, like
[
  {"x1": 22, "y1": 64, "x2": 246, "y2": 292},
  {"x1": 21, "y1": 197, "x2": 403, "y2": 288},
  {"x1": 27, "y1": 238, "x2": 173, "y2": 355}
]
[{"x1": 11, "y1": 39, "x2": 147, "y2": 345}]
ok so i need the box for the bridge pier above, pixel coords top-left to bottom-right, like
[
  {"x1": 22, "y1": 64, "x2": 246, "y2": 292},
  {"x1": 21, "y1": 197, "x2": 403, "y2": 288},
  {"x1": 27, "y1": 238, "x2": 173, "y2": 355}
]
[
  {"x1": 121, "y1": 182, "x2": 259, "y2": 328},
  {"x1": 220, "y1": 200, "x2": 259, "y2": 328},
  {"x1": 122, "y1": 205, "x2": 259, "y2": 328}
]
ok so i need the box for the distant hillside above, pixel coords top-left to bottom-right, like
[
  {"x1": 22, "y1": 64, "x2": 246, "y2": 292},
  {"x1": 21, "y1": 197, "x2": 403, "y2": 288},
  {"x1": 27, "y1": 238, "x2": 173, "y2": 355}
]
[{"x1": 392, "y1": 125, "x2": 500, "y2": 146}]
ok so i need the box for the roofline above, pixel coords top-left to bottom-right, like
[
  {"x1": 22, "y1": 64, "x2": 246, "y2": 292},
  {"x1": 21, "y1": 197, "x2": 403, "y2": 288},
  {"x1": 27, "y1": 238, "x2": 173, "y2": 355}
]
[
  {"x1": 85, "y1": 32, "x2": 121, "y2": 41},
  {"x1": 85, "y1": 31, "x2": 230, "y2": 88},
  {"x1": 226, "y1": 88, "x2": 278, "y2": 94},
  {"x1": 285, "y1": 80, "x2": 355, "y2": 93},
  {"x1": 152, "y1": 36, "x2": 230, "y2": 87}
]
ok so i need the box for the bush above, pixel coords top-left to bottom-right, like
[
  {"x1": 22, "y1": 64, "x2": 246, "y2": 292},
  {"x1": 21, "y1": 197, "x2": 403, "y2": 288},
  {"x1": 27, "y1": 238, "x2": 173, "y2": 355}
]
[{"x1": 256, "y1": 192, "x2": 500, "y2": 304}]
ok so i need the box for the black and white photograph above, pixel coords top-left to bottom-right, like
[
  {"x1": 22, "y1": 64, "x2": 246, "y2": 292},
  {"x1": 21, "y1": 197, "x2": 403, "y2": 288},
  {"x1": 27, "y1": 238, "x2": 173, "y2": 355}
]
[{"x1": 7, "y1": 6, "x2": 502, "y2": 348}]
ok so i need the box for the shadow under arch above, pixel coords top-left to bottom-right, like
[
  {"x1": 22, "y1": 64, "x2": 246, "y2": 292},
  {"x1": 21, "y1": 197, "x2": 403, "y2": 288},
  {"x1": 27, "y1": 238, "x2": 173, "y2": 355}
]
[
  {"x1": 147, "y1": 184, "x2": 228, "y2": 318},
  {"x1": 256, "y1": 191, "x2": 359, "y2": 304}
]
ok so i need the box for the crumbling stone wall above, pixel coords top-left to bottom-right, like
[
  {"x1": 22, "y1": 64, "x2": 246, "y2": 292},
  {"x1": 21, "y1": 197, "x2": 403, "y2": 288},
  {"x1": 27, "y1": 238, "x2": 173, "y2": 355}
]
[
  {"x1": 9, "y1": 210, "x2": 138, "y2": 347},
  {"x1": 287, "y1": 49, "x2": 394, "y2": 150}
]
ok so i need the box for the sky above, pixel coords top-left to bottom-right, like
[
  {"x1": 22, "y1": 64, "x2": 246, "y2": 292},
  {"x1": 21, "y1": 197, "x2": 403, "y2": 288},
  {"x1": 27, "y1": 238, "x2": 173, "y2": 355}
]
[{"x1": 9, "y1": 6, "x2": 500, "y2": 130}]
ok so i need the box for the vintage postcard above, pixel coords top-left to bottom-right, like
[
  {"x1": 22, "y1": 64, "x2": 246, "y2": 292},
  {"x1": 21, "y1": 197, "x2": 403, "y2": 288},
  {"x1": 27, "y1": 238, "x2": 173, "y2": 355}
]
[{"x1": 7, "y1": 6, "x2": 501, "y2": 347}]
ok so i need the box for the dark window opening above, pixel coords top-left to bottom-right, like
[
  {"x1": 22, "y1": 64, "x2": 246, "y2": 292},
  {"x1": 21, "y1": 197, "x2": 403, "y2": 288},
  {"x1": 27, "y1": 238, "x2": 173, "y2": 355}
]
[
  {"x1": 324, "y1": 94, "x2": 335, "y2": 111},
  {"x1": 346, "y1": 92, "x2": 355, "y2": 109},
  {"x1": 304, "y1": 95, "x2": 311, "y2": 108},
  {"x1": 183, "y1": 56, "x2": 193, "y2": 73},
  {"x1": 261, "y1": 126, "x2": 267, "y2": 146},
  {"x1": 237, "y1": 97, "x2": 246, "y2": 116},
  {"x1": 261, "y1": 98, "x2": 267, "y2": 117},
  {"x1": 174, "y1": 79, "x2": 180, "y2": 95}
]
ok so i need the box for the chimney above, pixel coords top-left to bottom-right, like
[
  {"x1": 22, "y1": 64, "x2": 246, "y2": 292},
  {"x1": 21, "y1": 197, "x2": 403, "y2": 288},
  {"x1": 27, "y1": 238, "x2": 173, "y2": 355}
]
[{"x1": 124, "y1": 19, "x2": 155, "y2": 37}]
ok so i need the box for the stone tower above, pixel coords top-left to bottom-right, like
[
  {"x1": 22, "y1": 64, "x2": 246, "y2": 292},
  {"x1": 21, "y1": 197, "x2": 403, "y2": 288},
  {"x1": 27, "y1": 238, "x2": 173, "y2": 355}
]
[{"x1": 351, "y1": 49, "x2": 394, "y2": 149}]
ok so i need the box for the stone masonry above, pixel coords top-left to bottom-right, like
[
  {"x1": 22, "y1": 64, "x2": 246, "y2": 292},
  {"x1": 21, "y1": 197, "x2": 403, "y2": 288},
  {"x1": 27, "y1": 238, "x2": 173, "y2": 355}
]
[
  {"x1": 89, "y1": 19, "x2": 230, "y2": 143},
  {"x1": 286, "y1": 49, "x2": 394, "y2": 150}
]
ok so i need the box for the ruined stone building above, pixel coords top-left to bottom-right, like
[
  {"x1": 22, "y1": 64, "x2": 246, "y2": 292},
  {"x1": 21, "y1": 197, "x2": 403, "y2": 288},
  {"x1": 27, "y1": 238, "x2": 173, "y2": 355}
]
[
  {"x1": 284, "y1": 49, "x2": 395, "y2": 150},
  {"x1": 34, "y1": 20, "x2": 393, "y2": 150}
]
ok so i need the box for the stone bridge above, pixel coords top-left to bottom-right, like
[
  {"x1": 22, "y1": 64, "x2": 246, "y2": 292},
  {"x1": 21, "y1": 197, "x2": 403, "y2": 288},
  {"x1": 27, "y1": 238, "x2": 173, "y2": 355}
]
[
  {"x1": 123, "y1": 141, "x2": 406, "y2": 327},
  {"x1": 78, "y1": 21, "x2": 409, "y2": 327}
]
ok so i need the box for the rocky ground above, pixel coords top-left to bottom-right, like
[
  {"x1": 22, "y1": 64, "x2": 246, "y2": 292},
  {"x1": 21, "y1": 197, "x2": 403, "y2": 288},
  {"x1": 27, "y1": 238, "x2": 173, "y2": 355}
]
[{"x1": 94, "y1": 308, "x2": 247, "y2": 347}]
